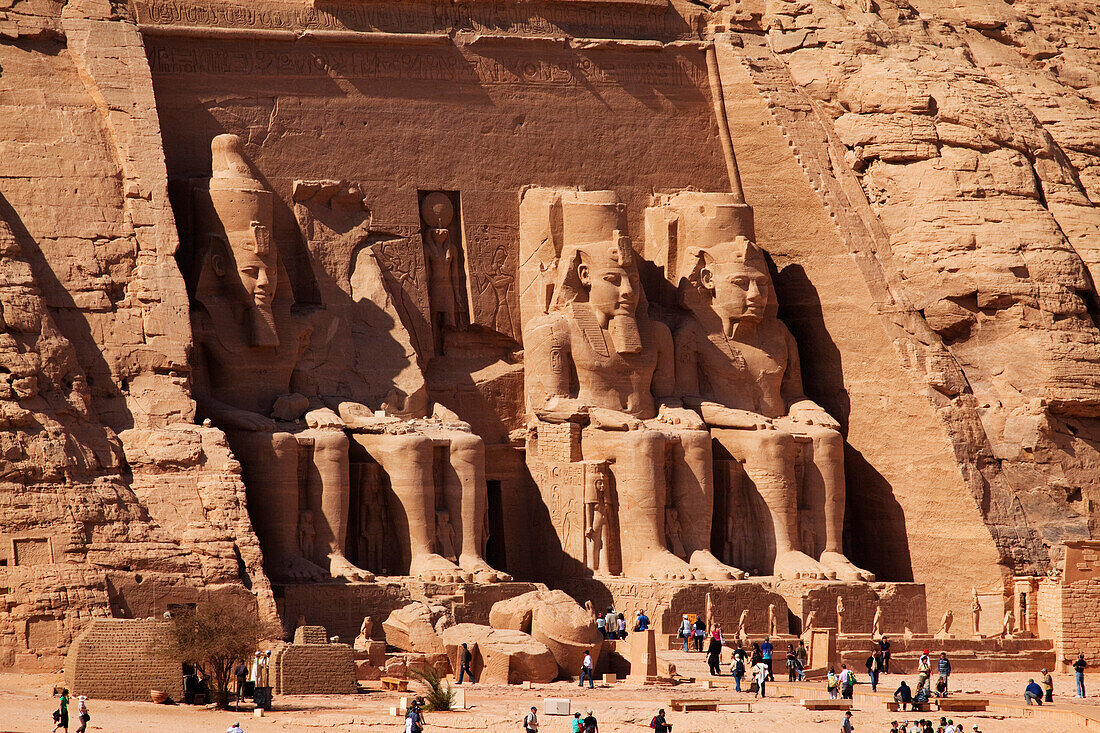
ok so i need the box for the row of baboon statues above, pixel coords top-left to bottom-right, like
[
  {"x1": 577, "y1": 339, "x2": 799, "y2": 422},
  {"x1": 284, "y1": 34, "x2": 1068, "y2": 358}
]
[{"x1": 189, "y1": 134, "x2": 873, "y2": 585}]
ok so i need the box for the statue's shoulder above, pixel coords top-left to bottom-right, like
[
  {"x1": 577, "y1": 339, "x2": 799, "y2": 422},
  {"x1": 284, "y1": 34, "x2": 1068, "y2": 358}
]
[{"x1": 524, "y1": 310, "x2": 571, "y2": 347}]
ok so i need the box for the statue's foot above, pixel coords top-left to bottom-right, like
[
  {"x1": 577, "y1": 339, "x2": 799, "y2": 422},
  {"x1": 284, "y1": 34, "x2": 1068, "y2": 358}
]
[
  {"x1": 624, "y1": 550, "x2": 696, "y2": 580},
  {"x1": 818, "y1": 551, "x2": 875, "y2": 582},
  {"x1": 277, "y1": 555, "x2": 328, "y2": 582},
  {"x1": 688, "y1": 550, "x2": 748, "y2": 581},
  {"x1": 458, "y1": 554, "x2": 511, "y2": 583},
  {"x1": 329, "y1": 553, "x2": 374, "y2": 582},
  {"x1": 773, "y1": 550, "x2": 834, "y2": 580},
  {"x1": 410, "y1": 553, "x2": 472, "y2": 583}
]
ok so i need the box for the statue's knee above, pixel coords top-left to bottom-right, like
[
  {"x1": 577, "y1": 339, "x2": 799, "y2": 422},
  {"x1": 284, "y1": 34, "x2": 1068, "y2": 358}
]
[
  {"x1": 270, "y1": 432, "x2": 300, "y2": 459},
  {"x1": 448, "y1": 431, "x2": 483, "y2": 459},
  {"x1": 813, "y1": 429, "x2": 844, "y2": 460},
  {"x1": 311, "y1": 430, "x2": 350, "y2": 455}
]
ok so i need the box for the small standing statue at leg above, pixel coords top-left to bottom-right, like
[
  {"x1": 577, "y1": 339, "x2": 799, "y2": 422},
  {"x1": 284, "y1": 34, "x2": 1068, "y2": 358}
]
[
  {"x1": 871, "y1": 604, "x2": 883, "y2": 640},
  {"x1": 584, "y1": 463, "x2": 612, "y2": 576},
  {"x1": 836, "y1": 595, "x2": 845, "y2": 636},
  {"x1": 971, "y1": 589, "x2": 982, "y2": 638}
]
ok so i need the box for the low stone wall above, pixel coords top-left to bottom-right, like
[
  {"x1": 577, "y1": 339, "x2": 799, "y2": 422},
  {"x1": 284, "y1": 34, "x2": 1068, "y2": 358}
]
[
  {"x1": 272, "y1": 642, "x2": 357, "y2": 695},
  {"x1": 64, "y1": 619, "x2": 182, "y2": 701}
]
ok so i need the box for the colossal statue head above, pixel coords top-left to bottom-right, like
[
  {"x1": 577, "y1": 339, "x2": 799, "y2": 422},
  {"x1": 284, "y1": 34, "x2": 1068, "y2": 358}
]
[
  {"x1": 551, "y1": 198, "x2": 644, "y2": 354},
  {"x1": 196, "y1": 134, "x2": 280, "y2": 347},
  {"x1": 689, "y1": 237, "x2": 773, "y2": 325}
]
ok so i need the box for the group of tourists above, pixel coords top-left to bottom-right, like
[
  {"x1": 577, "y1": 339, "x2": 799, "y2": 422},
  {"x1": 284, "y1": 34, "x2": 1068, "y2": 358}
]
[
  {"x1": 888, "y1": 718, "x2": 980, "y2": 733},
  {"x1": 595, "y1": 605, "x2": 649, "y2": 640},
  {"x1": 50, "y1": 688, "x2": 90, "y2": 733}
]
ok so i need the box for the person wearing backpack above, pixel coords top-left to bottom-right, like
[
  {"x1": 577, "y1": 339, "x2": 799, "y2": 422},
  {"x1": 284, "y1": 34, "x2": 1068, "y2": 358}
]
[
  {"x1": 75, "y1": 696, "x2": 90, "y2": 733},
  {"x1": 732, "y1": 653, "x2": 745, "y2": 691},
  {"x1": 649, "y1": 708, "x2": 670, "y2": 733},
  {"x1": 826, "y1": 668, "x2": 839, "y2": 699},
  {"x1": 523, "y1": 706, "x2": 538, "y2": 733}
]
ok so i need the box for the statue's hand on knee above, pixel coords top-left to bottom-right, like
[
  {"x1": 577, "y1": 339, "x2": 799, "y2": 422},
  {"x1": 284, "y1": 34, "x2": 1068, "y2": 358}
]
[
  {"x1": 215, "y1": 406, "x2": 276, "y2": 432},
  {"x1": 535, "y1": 396, "x2": 589, "y2": 424},
  {"x1": 589, "y1": 407, "x2": 644, "y2": 431},
  {"x1": 786, "y1": 400, "x2": 840, "y2": 430},
  {"x1": 271, "y1": 393, "x2": 310, "y2": 421},
  {"x1": 338, "y1": 401, "x2": 402, "y2": 433},
  {"x1": 656, "y1": 405, "x2": 706, "y2": 431},
  {"x1": 701, "y1": 404, "x2": 774, "y2": 430},
  {"x1": 305, "y1": 407, "x2": 345, "y2": 430}
]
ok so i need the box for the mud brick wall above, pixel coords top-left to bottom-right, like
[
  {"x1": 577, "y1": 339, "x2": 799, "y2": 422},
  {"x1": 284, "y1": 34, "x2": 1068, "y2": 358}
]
[
  {"x1": 64, "y1": 619, "x2": 182, "y2": 701},
  {"x1": 273, "y1": 643, "x2": 357, "y2": 695}
]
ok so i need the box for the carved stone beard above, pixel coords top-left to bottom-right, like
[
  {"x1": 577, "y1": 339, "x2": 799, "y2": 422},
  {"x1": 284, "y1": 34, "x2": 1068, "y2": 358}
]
[
  {"x1": 250, "y1": 303, "x2": 280, "y2": 348},
  {"x1": 572, "y1": 302, "x2": 642, "y2": 356},
  {"x1": 608, "y1": 314, "x2": 642, "y2": 355}
]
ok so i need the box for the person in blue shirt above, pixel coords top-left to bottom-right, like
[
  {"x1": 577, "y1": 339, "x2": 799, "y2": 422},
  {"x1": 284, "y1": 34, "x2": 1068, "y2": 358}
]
[
  {"x1": 1024, "y1": 679, "x2": 1044, "y2": 705},
  {"x1": 937, "y1": 653, "x2": 952, "y2": 697},
  {"x1": 636, "y1": 610, "x2": 650, "y2": 632},
  {"x1": 761, "y1": 638, "x2": 774, "y2": 680}
]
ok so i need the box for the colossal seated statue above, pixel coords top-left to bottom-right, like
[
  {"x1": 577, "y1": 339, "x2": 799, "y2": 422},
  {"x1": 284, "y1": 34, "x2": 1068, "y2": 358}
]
[
  {"x1": 188, "y1": 134, "x2": 506, "y2": 584},
  {"x1": 648, "y1": 191, "x2": 873, "y2": 581},
  {"x1": 521, "y1": 189, "x2": 743, "y2": 581}
]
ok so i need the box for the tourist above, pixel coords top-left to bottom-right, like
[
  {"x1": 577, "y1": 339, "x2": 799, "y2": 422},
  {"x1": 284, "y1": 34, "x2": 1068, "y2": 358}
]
[
  {"x1": 796, "y1": 640, "x2": 808, "y2": 680},
  {"x1": 913, "y1": 683, "x2": 931, "y2": 707},
  {"x1": 1074, "y1": 652, "x2": 1088, "y2": 698},
  {"x1": 839, "y1": 664, "x2": 855, "y2": 700},
  {"x1": 52, "y1": 688, "x2": 69, "y2": 733},
  {"x1": 761, "y1": 636, "x2": 774, "y2": 680},
  {"x1": 636, "y1": 610, "x2": 650, "y2": 632},
  {"x1": 880, "y1": 637, "x2": 892, "y2": 674},
  {"x1": 227, "y1": 723, "x2": 244, "y2": 733},
  {"x1": 865, "y1": 650, "x2": 881, "y2": 692},
  {"x1": 233, "y1": 659, "x2": 249, "y2": 705},
  {"x1": 750, "y1": 642, "x2": 763, "y2": 668},
  {"x1": 579, "y1": 650, "x2": 595, "y2": 688},
  {"x1": 753, "y1": 658, "x2": 769, "y2": 698},
  {"x1": 649, "y1": 708, "x2": 671, "y2": 733},
  {"x1": 922, "y1": 720, "x2": 933, "y2": 733},
  {"x1": 75, "y1": 696, "x2": 89, "y2": 733},
  {"x1": 617, "y1": 613, "x2": 627, "y2": 640},
  {"x1": 1024, "y1": 678, "x2": 1043, "y2": 705},
  {"x1": 583, "y1": 709, "x2": 598, "y2": 733},
  {"x1": 679, "y1": 615, "x2": 692, "y2": 652},
  {"x1": 889, "y1": 722, "x2": 899, "y2": 733},
  {"x1": 826, "y1": 668, "x2": 839, "y2": 699},
  {"x1": 572, "y1": 713, "x2": 582, "y2": 733},
  {"x1": 936, "y1": 653, "x2": 951, "y2": 697},
  {"x1": 406, "y1": 700, "x2": 425, "y2": 733},
  {"x1": 523, "y1": 705, "x2": 538, "y2": 733},
  {"x1": 458, "y1": 642, "x2": 474, "y2": 684},
  {"x1": 605, "y1": 608, "x2": 617, "y2": 640},
  {"x1": 1041, "y1": 668, "x2": 1053, "y2": 702},
  {"x1": 732, "y1": 652, "x2": 746, "y2": 691},
  {"x1": 894, "y1": 680, "x2": 912, "y2": 710},
  {"x1": 712, "y1": 624, "x2": 724, "y2": 643},
  {"x1": 596, "y1": 614, "x2": 607, "y2": 639},
  {"x1": 693, "y1": 616, "x2": 706, "y2": 652},
  {"x1": 706, "y1": 633, "x2": 723, "y2": 676},
  {"x1": 916, "y1": 651, "x2": 931, "y2": 693},
  {"x1": 786, "y1": 644, "x2": 799, "y2": 682},
  {"x1": 840, "y1": 710, "x2": 854, "y2": 733}
]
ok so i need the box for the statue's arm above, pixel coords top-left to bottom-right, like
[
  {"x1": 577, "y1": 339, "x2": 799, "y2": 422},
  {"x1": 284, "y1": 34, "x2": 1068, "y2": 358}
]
[
  {"x1": 673, "y1": 323, "x2": 702, "y2": 405},
  {"x1": 526, "y1": 314, "x2": 587, "y2": 422},
  {"x1": 654, "y1": 323, "x2": 706, "y2": 429},
  {"x1": 780, "y1": 326, "x2": 840, "y2": 429},
  {"x1": 289, "y1": 327, "x2": 346, "y2": 429},
  {"x1": 192, "y1": 333, "x2": 276, "y2": 432}
]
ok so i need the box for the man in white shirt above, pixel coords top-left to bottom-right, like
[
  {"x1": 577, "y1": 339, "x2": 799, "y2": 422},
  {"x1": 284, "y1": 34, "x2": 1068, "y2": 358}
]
[
  {"x1": 753, "y1": 661, "x2": 770, "y2": 698},
  {"x1": 579, "y1": 650, "x2": 595, "y2": 688},
  {"x1": 227, "y1": 723, "x2": 244, "y2": 733},
  {"x1": 524, "y1": 706, "x2": 539, "y2": 733}
]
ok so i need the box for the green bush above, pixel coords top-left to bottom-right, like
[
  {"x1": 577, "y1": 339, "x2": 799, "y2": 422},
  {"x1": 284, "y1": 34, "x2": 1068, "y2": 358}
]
[{"x1": 409, "y1": 666, "x2": 455, "y2": 711}]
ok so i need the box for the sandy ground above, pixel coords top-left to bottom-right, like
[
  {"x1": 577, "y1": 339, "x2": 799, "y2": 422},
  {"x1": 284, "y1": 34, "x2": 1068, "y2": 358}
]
[{"x1": 2, "y1": 652, "x2": 1095, "y2": 733}]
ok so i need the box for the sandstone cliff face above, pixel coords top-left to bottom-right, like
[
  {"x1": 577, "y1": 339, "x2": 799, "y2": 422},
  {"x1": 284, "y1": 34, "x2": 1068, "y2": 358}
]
[
  {"x1": 0, "y1": 0, "x2": 272, "y2": 669},
  {"x1": 727, "y1": 0, "x2": 1100, "y2": 572},
  {"x1": 1, "y1": 0, "x2": 1099, "y2": 660}
]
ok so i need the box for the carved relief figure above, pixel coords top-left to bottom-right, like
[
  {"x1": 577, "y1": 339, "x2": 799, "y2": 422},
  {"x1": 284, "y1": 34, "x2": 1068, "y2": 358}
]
[
  {"x1": 420, "y1": 192, "x2": 465, "y2": 352},
  {"x1": 971, "y1": 589, "x2": 982, "y2": 638},
  {"x1": 524, "y1": 193, "x2": 743, "y2": 581},
  {"x1": 478, "y1": 244, "x2": 516, "y2": 336},
  {"x1": 435, "y1": 509, "x2": 458, "y2": 563},
  {"x1": 659, "y1": 192, "x2": 873, "y2": 582},
  {"x1": 584, "y1": 462, "x2": 612, "y2": 575},
  {"x1": 298, "y1": 510, "x2": 316, "y2": 563},
  {"x1": 189, "y1": 134, "x2": 370, "y2": 583}
]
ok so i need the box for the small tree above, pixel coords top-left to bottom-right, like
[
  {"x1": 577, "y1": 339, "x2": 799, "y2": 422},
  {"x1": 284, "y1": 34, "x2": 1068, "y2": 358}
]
[
  {"x1": 164, "y1": 595, "x2": 275, "y2": 709},
  {"x1": 409, "y1": 666, "x2": 455, "y2": 711}
]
